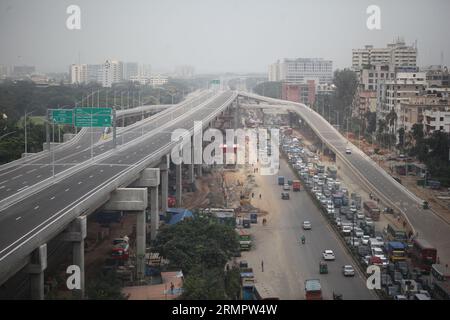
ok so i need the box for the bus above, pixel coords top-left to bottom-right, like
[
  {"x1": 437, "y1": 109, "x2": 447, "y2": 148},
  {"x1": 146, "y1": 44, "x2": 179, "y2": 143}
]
[
  {"x1": 410, "y1": 238, "x2": 437, "y2": 273},
  {"x1": 253, "y1": 283, "x2": 279, "y2": 300},
  {"x1": 237, "y1": 229, "x2": 252, "y2": 251},
  {"x1": 363, "y1": 201, "x2": 380, "y2": 221}
]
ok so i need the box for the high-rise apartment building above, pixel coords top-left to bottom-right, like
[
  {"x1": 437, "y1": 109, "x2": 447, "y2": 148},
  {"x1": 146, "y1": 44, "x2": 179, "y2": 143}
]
[
  {"x1": 174, "y1": 65, "x2": 195, "y2": 79},
  {"x1": 123, "y1": 62, "x2": 139, "y2": 80},
  {"x1": 100, "y1": 60, "x2": 123, "y2": 87},
  {"x1": 70, "y1": 64, "x2": 88, "y2": 84},
  {"x1": 352, "y1": 39, "x2": 417, "y2": 71},
  {"x1": 268, "y1": 58, "x2": 333, "y2": 85}
]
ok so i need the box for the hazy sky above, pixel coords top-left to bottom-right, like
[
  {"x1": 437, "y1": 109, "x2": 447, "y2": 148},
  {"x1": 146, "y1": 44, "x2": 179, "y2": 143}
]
[{"x1": 1, "y1": 0, "x2": 449, "y2": 74}]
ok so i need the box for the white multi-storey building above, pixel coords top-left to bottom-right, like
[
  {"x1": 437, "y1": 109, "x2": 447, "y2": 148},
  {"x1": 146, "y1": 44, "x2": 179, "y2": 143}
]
[
  {"x1": 378, "y1": 72, "x2": 427, "y2": 133},
  {"x1": 174, "y1": 65, "x2": 195, "y2": 79},
  {"x1": 423, "y1": 109, "x2": 450, "y2": 134},
  {"x1": 123, "y1": 62, "x2": 139, "y2": 80},
  {"x1": 352, "y1": 39, "x2": 417, "y2": 71},
  {"x1": 149, "y1": 74, "x2": 168, "y2": 87},
  {"x1": 70, "y1": 64, "x2": 88, "y2": 84},
  {"x1": 100, "y1": 60, "x2": 123, "y2": 87},
  {"x1": 268, "y1": 58, "x2": 333, "y2": 85}
]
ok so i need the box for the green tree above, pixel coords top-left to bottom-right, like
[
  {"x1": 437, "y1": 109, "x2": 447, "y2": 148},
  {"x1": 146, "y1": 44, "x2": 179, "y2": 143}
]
[
  {"x1": 253, "y1": 81, "x2": 282, "y2": 99},
  {"x1": 332, "y1": 69, "x2": 358, "y2": 127}
]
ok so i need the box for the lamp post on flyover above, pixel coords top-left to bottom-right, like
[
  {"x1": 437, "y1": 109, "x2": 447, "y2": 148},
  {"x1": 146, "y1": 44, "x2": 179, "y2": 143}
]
[{"x1": 24, "y1": 110, "x2": 35, "y2": 157}]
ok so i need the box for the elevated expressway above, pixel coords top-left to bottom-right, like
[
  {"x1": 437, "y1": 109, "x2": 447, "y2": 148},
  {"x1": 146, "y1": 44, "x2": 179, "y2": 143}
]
[
  {"x1": 0, "y1": 90, "x2": 237, "y2": 297},
  {"x1": 238, "y1": 91, "x2": 450, "y2": 267}
]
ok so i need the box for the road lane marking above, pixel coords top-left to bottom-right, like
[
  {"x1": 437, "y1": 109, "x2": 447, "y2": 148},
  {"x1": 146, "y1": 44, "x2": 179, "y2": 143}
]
[
  {"x1": 15, "y1": 216, "x2": 21, "y2": 221},
  {"x1": 78, "y1": 181, "x2": 82, "y2": 185},
  {"x1": 26, "y1": 169, "x2": 37, "y2": 174},
  {"x1": 17, "y1": 186, "x2": 28, "y2": 191},
  {"x1": 12, "y1": 174, "x2": 23, "y2": 180},
  {"x1": 0, "y1": 186, "x2": 4, "y2": 190},
  {"x1": 36, "y1": 175, "x2": 42, "y2": 178},
  {"x1": 0, "y1": 180, "x2": 8, "y2": 184},
  {"x1": 65, "y1": 188, "x2": 70, "y2": 192},
  {"x1": 50, "y1": 196, "x2": 55, "y2": 200},
  {"x1": 89, "y1": 175, "x2": 93, "y2": 178},
  {"x1": 34, "y1": 205, "x2": 39, "y2": 210}
]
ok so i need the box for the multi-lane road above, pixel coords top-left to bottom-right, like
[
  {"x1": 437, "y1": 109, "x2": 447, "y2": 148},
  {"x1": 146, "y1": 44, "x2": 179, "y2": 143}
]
[
  {"x1": 0, "y1": 90, "x2": 235, "y2": 283},
  {"x1": 243, "y1": 158, "x2": 376, "y2": 300},
  {"x1": 239, "y1": 91, "x2": 450, "y2": 266}
]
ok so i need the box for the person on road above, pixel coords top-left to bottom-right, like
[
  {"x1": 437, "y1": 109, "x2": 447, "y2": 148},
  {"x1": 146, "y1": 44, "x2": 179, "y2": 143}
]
[
  {"x1": 301, "y1": 235, "x2": 305, "y2": 244},
  {"x1": 259, "y1": 193, "x2": 261, "y2": 199},
  {"x1": 261, "y1": 260, "x2": 264, "y2": 272}
]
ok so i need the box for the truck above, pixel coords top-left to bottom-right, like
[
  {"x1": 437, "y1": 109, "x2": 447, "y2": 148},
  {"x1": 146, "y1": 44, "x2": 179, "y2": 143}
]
[
  {"x1": 386, "y1": 224, "x2": 408, "y2": 242},
  {"x1": 305, "y1": 279, "x2": 322, "y2": 300},
  {"x1": 292, "y1": 180, "x2": 301, "y2": 191},
  {"x1": 363, "y1": 200, "x2": 380, "y2": 221},
  {"x1": 237, "y1": 229, "x2": 252, "y2": 251},
  {"x1": 278, "y1": 176, "x2": 285, "y2": 185},
  {"x1": 332, "y1": 192, "x2": 344, "y2": 208},
  {"x1": 387, "y1": 241, "x2": 407, "y2": 262},
  {"x1": 326, "y1": 166, "x2": 337, "y2": 179}
]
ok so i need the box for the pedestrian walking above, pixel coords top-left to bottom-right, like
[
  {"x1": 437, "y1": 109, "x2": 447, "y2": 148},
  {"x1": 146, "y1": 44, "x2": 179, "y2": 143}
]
[
  {"x1": 259, "y1": 194, "x2": 262, "y2": 199},
  {"x1": 170, "y1": 282, "x2": 175, "y2": 294},
  {"x1": 252, "y1": 192, "x2": 254, "y2": 198},
  {"x1": 261, "y1": 260, "x2": 264, "y2": 272}
]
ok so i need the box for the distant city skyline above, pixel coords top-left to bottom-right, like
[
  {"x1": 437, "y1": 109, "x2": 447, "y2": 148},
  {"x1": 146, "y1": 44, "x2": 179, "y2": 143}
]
[{"x1": 1, "y1": 0, "x2": 450, "y2": 74}]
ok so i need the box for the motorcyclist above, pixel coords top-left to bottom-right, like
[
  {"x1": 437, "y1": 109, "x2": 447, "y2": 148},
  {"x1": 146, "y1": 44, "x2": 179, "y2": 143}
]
[{"x1": 301, "y1": 235, "x2": 305, "y2": 244}]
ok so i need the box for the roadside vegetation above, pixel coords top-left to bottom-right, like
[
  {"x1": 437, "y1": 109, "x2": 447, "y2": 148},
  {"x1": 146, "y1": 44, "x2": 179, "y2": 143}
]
[
  {"x1": 0, "y1": 79, "x2": 199, "y2": 164},
  {"x1": 153, "y1": 216, "x2": 241, "y2": 300}
]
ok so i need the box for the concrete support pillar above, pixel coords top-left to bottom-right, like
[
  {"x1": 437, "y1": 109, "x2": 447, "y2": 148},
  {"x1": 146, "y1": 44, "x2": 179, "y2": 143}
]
[
  {"x1": 188, "y1": 143, "x2": 195, "y2": 184},
  {"x1": 176, "y1": 163, "x2": 182, "y2": 206},
  {"x1": 63, "y1": 216, "x2": 87, "y2": 298},
  {"x1": 131, "y1": 168, "x2": 160, "y2": 241},
  {"x1": 26, "y1": 244, "x2": 47, "y2": 300},
  {"x1": 160, "y1": 156, "x2": 169, "y2": 213},
  {"x1": 196, "y1": 164, "x2": 202, "y2": 177},
  {"x1": 136, "y1": 210, "x2": 146, "y2": 280},
  {"x1": 150, "y1": 185, "x2": 159, "y2": 240},
  {"x1": 104, "y1": 188, "x2": 148, "y2": 280}
]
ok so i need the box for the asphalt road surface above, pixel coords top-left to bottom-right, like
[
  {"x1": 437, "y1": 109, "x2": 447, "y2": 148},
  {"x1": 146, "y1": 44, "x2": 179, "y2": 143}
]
[
  {"x1": 0, "y1": 91, "x2": 234, "y2": 265},
  {"x1": 241, "y1": 158, "x2": 377, "y2": 300}
]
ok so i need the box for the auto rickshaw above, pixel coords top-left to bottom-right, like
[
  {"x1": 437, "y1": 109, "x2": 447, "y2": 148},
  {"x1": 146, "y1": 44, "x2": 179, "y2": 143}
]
[
  {"x1": 333, "y1": 292, "x2": 343, "y2": 300},
  {"x1": 319, "y1": 261, "x2": 328, "y2": 274}
]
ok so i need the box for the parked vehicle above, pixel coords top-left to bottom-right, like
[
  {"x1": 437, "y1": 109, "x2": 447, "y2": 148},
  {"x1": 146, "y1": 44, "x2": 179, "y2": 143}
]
[{"x1": 237, "y1": 229, "x2": 252, "y2": 251}]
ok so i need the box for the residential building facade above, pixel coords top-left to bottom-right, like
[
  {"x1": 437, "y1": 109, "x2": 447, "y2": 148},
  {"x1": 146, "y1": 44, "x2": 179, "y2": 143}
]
[
  {"x1": 352, "y1": 39, "x2": 417, "y2": 71},
  {"x1": 100, "y1": 60, "x2": 123, "y2": 87},
  {"x1": 70, "y1": 64, "x2": 88, "y2": 84},
  {"x1": 269, "y1": 58, "x2": 333, "y2": 85}
]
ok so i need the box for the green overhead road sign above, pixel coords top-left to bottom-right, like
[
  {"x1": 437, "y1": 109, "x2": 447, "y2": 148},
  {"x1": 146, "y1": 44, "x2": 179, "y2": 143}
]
[
  {"x1": 51, "y1": 109, "x2": 73, "y2": 125},
  {"x1": 74, "y1": 107, "x2": 112, "y2": 127},
  {"x1": 211, "y1": 79, "x2": 220, "y2": 84}
]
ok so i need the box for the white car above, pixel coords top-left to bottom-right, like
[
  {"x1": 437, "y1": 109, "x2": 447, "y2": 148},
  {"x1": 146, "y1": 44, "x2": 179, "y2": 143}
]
[
  {"x1": 283, "y1": 183, "x2": 290, "y2": 191},
  {"x1": 343, "y1": 265, "x2": 355, "y2": 276},
  {"x1": 361, "y1": 235, "x2": 370, "y2": 245},
  {"x1": 322, "y1": 250, "x2": 336, "y2": 261},
  {"x1": 345, "y1": 147, "x2": 352, "y2": 154},
  {"x1": 365, "y1": 217, "x2": 374, "y2": 226},
  {"x1": 302, "y1": 221, "x2": 312, "y2": 230},
  {"x1": 356, "y1": 212, "x2": 365, "y2": 220}
]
